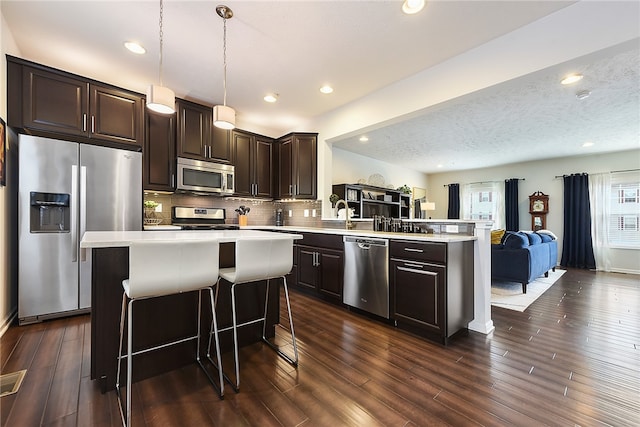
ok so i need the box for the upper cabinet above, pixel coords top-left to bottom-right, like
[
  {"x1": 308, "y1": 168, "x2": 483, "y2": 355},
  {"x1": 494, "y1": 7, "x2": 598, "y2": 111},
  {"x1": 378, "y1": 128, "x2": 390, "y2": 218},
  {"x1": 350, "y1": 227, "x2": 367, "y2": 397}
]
[
  {"x1": 8, "y1": 57, "x2": 144, "y2": 147},
  {"x1": 231, "y1": 129, "x2": 274, "y2": 198},
  {"x1": 144, "y1": 110, "x2": 176, "y2": 192},
  {"x1": 175, "y1": 99, "x2": 231, "y2": 163},
  {"x1": 277, "y1": 132, "x2": 317, "y2": 199}
]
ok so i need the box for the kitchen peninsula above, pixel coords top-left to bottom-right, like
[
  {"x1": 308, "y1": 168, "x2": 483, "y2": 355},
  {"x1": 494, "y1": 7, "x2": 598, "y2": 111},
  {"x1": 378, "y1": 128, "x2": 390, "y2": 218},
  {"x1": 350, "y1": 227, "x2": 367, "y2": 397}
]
[{"x1": 80, "y1": 229, "x2": 302, "y2": 391}]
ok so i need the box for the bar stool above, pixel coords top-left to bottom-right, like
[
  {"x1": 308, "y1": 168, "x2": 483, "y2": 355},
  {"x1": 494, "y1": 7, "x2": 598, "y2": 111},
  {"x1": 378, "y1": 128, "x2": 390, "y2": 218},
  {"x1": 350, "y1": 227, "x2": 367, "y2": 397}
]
[
  {"x1": 210, "y1": 237, "x2": 298, "y2": 392},
  {"x1": 116, "y1": 240, "x2": 224, "y2": 426}
]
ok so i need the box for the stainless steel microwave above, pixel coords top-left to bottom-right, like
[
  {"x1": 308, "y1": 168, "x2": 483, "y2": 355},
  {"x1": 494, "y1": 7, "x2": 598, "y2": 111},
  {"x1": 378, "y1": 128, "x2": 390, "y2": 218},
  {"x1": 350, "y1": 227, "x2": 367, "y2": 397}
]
[{"x1": 176, "y1": 157, "x2": 234, "y2": 195}]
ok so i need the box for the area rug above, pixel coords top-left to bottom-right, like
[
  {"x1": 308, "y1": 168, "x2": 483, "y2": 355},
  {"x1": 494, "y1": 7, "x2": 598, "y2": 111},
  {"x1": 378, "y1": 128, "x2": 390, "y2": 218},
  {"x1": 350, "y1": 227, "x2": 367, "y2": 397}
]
[{"x1": 491, "y1": 269, "x2": 566, "y2": 312}]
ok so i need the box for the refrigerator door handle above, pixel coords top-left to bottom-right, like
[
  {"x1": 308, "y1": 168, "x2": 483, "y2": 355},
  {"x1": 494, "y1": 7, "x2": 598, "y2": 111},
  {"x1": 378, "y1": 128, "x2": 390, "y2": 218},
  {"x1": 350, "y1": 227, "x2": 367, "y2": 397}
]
[
  {"x1": 80, "y1": 166, "x2": 88, "y2": 262},
  {"x1": 71, "y1": 165, "x2": 79, "y2": 262}
]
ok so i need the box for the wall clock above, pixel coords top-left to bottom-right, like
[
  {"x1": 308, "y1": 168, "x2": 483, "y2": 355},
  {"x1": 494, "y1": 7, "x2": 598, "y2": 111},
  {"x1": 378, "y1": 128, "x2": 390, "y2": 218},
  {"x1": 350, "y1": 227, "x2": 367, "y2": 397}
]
[{"x1": 529, "y1": 191, "x2": 549, "y2": 230}]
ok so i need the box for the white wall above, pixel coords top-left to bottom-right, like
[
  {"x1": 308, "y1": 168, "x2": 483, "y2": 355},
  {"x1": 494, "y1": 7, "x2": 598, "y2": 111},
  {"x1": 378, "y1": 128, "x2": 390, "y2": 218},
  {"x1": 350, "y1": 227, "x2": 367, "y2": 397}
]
[
  {"x1": 1, "y1": 8, "x2": 20, "y2": 335},
  {"x1": 426, "y1": 150, "x2": 640, "y2": 274},
  {"x1": 331, "y1": 146, "x2": 428, "y2": 193}
]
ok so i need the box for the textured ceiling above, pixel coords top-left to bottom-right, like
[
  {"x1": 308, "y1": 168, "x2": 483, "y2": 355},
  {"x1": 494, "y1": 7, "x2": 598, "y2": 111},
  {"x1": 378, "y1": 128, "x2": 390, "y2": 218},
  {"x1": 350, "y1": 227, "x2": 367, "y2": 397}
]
[{"x1": 332, "y1": 40, "x2": 640, "y2": 173}]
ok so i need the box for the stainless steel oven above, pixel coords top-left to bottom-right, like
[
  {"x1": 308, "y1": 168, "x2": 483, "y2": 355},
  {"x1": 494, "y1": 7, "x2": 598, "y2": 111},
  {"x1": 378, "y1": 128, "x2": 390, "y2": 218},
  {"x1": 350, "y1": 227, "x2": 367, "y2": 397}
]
[{"x1": 176, "y1": 157, "x2": 234, "y2": 195}]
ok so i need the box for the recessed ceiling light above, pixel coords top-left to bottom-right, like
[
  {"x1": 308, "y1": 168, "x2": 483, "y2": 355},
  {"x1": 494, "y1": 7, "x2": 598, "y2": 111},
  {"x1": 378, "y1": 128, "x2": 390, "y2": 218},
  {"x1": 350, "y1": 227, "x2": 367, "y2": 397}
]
[
  {"x1": 402, "y1": 0, "x2": 425, "y2": 14},
  {"x1": 576, "y1": 89, "x2": 591, "y2": 100},
  {"x1": 264, "y1": 93, "x2": 278, "y2": 103},
  {"x1": 437, "y1": 164, "x2": 443, "y2": 168},
  {"x1": 124, "y1": 41, "x2": 146, "y2": 54},
  {"x1": 359, "y1": 136, "x2": 369, "y2": 143},
  {"x1": 320, "y1": 85, "x2": 333, "y2": 94},
  {"x1": 582, "y1": 141, "x2": 595, "y2": 147},
  {"x1": 561, "y1": 73, "x2": 583, "y2": 85}
]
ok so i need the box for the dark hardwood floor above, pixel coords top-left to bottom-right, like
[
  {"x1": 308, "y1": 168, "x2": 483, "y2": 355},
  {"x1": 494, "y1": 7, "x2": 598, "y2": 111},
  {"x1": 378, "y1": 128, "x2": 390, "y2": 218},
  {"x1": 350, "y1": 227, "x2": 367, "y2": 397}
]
[{"x1": 1, "y1": 268, "x2": 639, "y2": 426}]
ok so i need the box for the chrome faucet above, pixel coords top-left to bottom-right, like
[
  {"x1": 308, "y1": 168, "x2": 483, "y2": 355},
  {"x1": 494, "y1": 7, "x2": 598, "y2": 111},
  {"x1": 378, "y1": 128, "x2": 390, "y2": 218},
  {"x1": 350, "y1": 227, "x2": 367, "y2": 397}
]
[{"x1": 334, "y1": 199, "x2": 354, "y2": 230}]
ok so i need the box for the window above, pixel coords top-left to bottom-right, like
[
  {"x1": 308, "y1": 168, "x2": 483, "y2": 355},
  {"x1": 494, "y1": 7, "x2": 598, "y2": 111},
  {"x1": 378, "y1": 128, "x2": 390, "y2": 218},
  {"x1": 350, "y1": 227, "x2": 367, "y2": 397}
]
[
  {"x1": 462, "y1": 182, "x2": 504, "y2": 229},
  {"x1": 609, "y1": 171, "x2": 640, "y2": 247}
]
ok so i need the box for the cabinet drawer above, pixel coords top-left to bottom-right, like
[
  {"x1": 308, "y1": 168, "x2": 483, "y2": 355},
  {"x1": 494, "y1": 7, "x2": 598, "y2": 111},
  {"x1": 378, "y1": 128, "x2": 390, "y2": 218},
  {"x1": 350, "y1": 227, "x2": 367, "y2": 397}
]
[
  {"x1": 299, "y1": 232, "x2": 343, "y2": 250},
  {"x1": 390, "y1": 240, "x2": 446, "y2": 264}
]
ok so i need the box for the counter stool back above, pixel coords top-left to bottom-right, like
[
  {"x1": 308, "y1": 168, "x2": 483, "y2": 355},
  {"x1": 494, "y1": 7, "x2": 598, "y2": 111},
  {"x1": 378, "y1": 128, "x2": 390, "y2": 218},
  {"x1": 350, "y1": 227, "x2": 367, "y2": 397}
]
[
  {"x1": 211, "y1": 237, "x2": 298, "y2": 392},
  {"x1": 116, "y1": 240, "x2": 224, "y2": 426}
]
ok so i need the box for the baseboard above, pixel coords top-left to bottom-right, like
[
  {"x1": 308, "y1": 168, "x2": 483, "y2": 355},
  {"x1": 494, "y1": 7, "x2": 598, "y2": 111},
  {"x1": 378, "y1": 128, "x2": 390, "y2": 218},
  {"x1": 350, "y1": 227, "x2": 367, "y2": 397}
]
[
  {"x1": 0, "y1": 311, "x2": 17, "y2": 338},
  {"x1": 606, "y1": 268, "x2": 640, "y2": 275}
]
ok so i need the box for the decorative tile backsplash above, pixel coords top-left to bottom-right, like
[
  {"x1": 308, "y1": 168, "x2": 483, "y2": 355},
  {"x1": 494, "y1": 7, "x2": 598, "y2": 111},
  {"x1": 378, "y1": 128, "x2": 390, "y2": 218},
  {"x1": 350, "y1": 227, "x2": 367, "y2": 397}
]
[{"x1": 143, "y1": 193, "x2": 323, "y2": 227}]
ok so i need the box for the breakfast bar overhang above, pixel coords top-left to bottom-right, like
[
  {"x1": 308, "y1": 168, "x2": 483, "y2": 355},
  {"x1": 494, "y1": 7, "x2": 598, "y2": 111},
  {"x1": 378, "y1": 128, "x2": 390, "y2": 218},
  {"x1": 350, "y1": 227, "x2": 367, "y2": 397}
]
[{"x1": 81, "y1": 230, "x2": 302, "y2": 391}]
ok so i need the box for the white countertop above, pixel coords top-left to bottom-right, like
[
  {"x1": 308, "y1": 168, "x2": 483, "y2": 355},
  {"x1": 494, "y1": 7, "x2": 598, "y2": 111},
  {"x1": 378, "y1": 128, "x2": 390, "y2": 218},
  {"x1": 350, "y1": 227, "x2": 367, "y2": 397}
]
[
  {"x1": 243, "y1": 225, "x2": 476, "y2": 243},
  {"x1": 81, "y1": 229, "x2": 302, "y2": 248}
]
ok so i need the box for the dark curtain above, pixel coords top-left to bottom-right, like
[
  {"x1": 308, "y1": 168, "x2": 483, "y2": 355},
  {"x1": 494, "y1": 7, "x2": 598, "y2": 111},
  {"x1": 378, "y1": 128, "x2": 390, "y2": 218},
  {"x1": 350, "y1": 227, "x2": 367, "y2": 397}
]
[
  {"x1": 504, "y1": 179, "x2": 519, "y2": 231},
  {"x1": 561, "y1": 173, "x2": 596, "y2": 269},
  {"x1": 447, "y1": 183, "x2": 460, "y2": 219}
]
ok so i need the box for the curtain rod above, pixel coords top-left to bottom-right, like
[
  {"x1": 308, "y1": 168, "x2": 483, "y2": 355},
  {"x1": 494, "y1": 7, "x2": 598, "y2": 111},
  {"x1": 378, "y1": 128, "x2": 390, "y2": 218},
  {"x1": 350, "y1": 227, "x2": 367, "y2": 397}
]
[
  {"x1": 555, "y1": 168, "x2": 639, "y2": 178},
  {"x1": 443, "y1": 178, "x2": 525, "y2": 187}
]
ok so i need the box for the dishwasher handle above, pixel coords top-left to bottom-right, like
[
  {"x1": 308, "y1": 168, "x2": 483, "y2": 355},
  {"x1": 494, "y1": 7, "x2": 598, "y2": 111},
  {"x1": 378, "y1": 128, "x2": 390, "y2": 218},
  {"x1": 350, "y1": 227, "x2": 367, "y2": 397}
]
[{"x1": 343, "y1": 236, "x2": 389, "y2": 248}]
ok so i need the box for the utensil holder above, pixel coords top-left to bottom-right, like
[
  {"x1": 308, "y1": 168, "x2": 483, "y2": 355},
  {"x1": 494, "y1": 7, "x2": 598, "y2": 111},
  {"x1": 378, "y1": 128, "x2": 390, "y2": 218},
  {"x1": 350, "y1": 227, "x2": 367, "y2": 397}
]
[{"x1": 238, "y1": 215, "x2": 248, "y2": 226}]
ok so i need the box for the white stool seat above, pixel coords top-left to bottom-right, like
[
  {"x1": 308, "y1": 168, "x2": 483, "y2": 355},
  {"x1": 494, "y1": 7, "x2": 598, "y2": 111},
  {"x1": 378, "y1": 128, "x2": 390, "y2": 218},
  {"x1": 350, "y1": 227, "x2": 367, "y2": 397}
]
[
  {"x1": 211, "y1": 238, "x2": 298, "y2": 392},
  {"x1": 116, "y1": 240, "x2": 224, "y2": 426}
]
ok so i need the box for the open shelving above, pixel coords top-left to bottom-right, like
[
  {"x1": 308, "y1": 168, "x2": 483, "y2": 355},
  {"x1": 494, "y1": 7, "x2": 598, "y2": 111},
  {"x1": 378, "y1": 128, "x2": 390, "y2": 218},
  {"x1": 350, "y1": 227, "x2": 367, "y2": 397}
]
[{"x1": 332, "y1": 183, "x2": 411, "y2": 219}]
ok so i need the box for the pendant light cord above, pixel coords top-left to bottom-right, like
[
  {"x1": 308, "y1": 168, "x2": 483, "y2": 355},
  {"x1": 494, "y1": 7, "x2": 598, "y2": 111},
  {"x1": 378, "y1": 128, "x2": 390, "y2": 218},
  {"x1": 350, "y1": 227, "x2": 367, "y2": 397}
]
[
  {"x1": 222, "y1": 14, "x2": 228, "y2": 106},
  {"x1": 158, "y1": 0, "x2": 165, "y2": 86}
]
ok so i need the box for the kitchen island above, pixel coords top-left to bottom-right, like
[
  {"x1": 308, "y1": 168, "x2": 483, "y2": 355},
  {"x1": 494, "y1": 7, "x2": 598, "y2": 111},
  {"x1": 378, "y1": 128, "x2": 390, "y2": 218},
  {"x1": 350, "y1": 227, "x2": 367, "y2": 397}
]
[{"x1": 80, "y1": 230, "x2": 301, "y2": 391}]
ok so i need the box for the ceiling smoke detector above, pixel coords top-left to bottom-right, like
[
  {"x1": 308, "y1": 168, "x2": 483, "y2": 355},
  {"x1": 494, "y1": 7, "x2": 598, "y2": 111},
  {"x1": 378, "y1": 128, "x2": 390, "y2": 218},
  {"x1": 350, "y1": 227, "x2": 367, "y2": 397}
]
[{"x1": 576, "y1": 89, "x2": 591, "y2": 100}]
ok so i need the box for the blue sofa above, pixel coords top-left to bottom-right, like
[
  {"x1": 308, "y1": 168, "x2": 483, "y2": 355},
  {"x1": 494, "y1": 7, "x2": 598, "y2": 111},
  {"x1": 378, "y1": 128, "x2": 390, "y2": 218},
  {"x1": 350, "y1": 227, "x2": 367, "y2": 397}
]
[{"x1": 491, "y1": 231, "x2": 558, "y2": 293}]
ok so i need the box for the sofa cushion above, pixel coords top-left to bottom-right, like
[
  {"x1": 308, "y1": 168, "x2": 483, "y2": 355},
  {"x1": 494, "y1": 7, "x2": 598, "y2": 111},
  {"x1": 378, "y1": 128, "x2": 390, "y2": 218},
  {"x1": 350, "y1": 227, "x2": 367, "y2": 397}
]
[
  {"x1": 502, "y1": 231, "x2": 530, "y2": 249},
  {"x1": 491, "y1": 229, "x2": 505, "y2": 244},
  {"x1": 536, "y1": 232, "x2": 553, "y2": 243},
  {"x1": 526, "y1": 232, "x2": 543, "y2": 245},
  {"x1": 537, "y1": 229, "x2": 557, "y2": 240}
]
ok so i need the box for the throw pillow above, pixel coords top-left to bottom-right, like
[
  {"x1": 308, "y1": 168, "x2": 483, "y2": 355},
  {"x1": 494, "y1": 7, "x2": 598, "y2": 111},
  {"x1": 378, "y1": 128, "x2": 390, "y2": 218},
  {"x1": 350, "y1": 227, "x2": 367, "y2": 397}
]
[
  {"x1": 536, "y1": 232, "x2": 553, "y2": 243},
  {"x1": 491, "y1": 229, "x2": 505, "y2": 244},
  {"x1": 502, "y1": 231, "x2": 530, "y2": 249},
  {"x1": 536, "y1": 229, "x2": 557, "y2": 240},
  {"x1": 526, "y1": 232, "x2": 543, "y2": 245}
]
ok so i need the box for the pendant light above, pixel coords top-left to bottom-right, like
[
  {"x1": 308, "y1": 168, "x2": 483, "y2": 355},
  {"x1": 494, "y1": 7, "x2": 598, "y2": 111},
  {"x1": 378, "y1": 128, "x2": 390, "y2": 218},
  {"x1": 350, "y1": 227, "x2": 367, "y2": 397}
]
[
  {"x1": 147, "y1": 0, "x2": 175, "y2": 114},
  {"x1": 213, "y1": 5, "x2": 236, "y2": 130}
]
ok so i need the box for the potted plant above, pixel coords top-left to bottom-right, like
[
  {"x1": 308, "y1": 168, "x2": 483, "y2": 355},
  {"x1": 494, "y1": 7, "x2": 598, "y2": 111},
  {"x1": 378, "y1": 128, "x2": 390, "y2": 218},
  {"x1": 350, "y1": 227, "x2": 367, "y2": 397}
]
[
  {"x1": 397, "y1": 184, "x2": 411, "y2": 195},
  {"x1": 143, "y1": 200, "x2": 160, "y2": 225}
]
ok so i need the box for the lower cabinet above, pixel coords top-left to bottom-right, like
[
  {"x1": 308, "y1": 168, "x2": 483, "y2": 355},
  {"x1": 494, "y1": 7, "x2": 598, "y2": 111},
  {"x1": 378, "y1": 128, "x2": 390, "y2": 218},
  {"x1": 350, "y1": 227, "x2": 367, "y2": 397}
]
[
  {"x1": 294, "y1": 233, "x2": 344, "y2": 304},
  {"x1": 390, "y1": 239, "x2": 474, "y2": 344}
]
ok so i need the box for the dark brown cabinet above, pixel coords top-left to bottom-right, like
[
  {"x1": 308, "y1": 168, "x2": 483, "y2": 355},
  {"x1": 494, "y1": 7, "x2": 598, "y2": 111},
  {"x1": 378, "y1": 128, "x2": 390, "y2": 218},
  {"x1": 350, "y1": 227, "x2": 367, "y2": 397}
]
[
  {"x1": 144, "y1": 110, "x2": 175, "y2": 191},
  {"x1": 12, "y1": 61, "x2": 144, "y2": 147},
  {"x1": 175, "y1": 99, "x2": 231, "y2": 163},
  {"x1": 390, "y1": 239, "x2": 474, "y2": 344},
  {"x1": 277, "y1": 133, "x2": 317, "y2": 199},
  {"x1": 232, "y1": 129, "x2": 274, "y2": 198},
  {"x1": 295, "y1": 233, "x2": 344, "y2": 303},
  {"x1": 391, "y1": 258, "x2": 446, "y2": 336}
]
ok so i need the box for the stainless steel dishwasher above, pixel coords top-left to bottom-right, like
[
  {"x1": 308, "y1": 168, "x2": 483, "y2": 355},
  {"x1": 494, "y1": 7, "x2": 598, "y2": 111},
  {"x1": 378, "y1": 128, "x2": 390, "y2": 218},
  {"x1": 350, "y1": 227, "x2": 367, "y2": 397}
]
[{"x1": 343, "y1": 236, "x2": 389, "y2": 318}]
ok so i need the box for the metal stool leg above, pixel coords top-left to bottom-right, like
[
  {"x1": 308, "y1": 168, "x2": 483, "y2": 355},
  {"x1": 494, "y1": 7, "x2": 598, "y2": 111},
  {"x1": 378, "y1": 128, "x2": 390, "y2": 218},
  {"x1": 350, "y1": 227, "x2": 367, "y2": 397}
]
[
  {"x1": 231, "y1": 282, "x2": 241, "y2": 391},
  {"x1": 115, "y1": 292, "x2": 127, "y2": 426},
  {"x1": 262, "y1": 276, "x2": 298, "y2": 366},
  {"x1": 199, "y1": 287, "x2": 224, "y2": 398}
]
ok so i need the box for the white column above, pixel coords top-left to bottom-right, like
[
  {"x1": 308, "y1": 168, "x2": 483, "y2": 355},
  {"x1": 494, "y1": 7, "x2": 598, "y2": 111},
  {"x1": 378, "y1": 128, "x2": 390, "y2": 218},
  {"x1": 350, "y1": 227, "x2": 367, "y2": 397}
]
[{"x1": 468, "y1": 221, "x2": 495, "y2": 334}]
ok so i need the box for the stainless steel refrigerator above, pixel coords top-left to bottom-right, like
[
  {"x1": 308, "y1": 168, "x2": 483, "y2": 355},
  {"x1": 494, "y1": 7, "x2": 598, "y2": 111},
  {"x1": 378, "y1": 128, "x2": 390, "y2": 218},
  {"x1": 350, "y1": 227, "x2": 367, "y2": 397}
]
[{"x1": 18, "y1": 135, "x2": 142, "y2": 324}]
